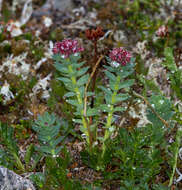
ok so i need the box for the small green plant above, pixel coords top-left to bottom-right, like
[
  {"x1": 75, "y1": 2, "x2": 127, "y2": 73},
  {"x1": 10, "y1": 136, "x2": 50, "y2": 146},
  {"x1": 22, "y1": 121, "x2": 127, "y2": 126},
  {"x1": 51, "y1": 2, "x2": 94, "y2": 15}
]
[
  {"x1": 30, "y1": 147, "x2": 81, "y2": 190},
  {"x1": 0, "y1": 122, "x2": 39, "y2": 173},
  {"x1": 0, "y1": 122, "x2": 25, "y2": 171},
  {"x1": 139, "y1": 46, "x2": 182, "y2": 187},
  {"x1": 104, "y1": 126, "x2": 164, "y2": 188},
  {"x1": 41, "y1": 147, "x2": 83, "y2": 190},
  {"x1": 31, "y1": 112, "x2": 85, "y2": 189},
  {"x1": 32, "y1": 112, "x2": 69, "y2": 157},
  {"x1": 161, "y1": 47, "x2": 182, "y2": 101}
]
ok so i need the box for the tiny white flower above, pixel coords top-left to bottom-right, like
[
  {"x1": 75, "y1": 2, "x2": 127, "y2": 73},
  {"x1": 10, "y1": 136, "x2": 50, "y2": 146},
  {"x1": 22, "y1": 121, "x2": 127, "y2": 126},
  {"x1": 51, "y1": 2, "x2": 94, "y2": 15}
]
[
  {"x1": 74, "y1": 53, "x2": 79, "y2": 57},
  {"x1": 159, "y1": 100, "x2": 164, "y2": 104},
  {"x1": 110, "y1": 61, "x2": 120, "y2": 68},
  {"x1": 52, "y1": 154, "x2": 59, "y2": 158},
  {"x1": 151, "y1": 104, "x2": 155, "y2": 108},
  {"x1": 109, "y1": 126, "x2": 114, "y2": 132},
  {"x1": 81, "y1": 133, "x2": 87, "y2": 139}
]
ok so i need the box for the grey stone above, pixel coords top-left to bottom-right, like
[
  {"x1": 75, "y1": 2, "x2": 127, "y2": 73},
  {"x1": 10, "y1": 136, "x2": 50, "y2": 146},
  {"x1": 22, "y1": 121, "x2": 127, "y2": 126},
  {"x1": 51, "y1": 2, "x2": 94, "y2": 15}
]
[
  {"x1": 32, "y1": 0, "x2": 74, "y2": 17},
  {"x1": 42, "y1": 0, "x2": 74, "y2": 11},
  {"x1": 0, "y1": 166, "x2": 35, "y2": 190}
]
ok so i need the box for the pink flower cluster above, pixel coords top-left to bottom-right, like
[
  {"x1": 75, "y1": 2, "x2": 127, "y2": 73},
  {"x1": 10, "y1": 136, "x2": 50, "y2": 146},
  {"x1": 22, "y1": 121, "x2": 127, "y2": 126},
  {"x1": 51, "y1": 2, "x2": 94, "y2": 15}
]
[
  {"x1": 109, "y1": 47, "x2": 132, "y2": 66},
  {"x1": 53, "y1": 39, "x2": 84, "y2": 58},
  {"x1": 156, "y1": 25, "x2": 168, "y2": 37}
]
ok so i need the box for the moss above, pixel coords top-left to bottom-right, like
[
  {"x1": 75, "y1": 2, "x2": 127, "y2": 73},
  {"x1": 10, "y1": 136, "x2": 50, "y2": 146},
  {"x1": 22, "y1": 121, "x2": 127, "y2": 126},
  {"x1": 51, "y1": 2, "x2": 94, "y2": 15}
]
[
  {"x1": 30, "y1": 43, "x2": 44, "y2": 61},
  {"x1": 50, "y1": 28, "x2": 64, "y2": 41},
  {"x1": 23, "y1": 33, "x2": 33, "y2": 41},
  {"x1": 11, "y1": 40, "x2": 29, "y2": 55}
]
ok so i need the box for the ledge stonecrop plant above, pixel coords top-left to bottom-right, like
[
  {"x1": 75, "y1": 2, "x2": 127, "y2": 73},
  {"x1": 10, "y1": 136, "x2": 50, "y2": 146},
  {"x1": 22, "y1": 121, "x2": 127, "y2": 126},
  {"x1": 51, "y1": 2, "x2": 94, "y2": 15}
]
[
  {"x1": 53, "y1": 39, "x2": 135, "y2": 158},
  {"x1": 101, "y1": 47, "x2": 134, "y2": 157}
]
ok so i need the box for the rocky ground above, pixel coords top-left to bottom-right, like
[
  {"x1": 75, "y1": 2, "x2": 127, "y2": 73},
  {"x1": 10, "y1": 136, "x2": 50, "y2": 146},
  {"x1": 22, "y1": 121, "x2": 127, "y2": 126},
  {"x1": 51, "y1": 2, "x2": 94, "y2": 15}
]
[{"x1": 0, "y1": 0, "x2": 182, "y2": 189}]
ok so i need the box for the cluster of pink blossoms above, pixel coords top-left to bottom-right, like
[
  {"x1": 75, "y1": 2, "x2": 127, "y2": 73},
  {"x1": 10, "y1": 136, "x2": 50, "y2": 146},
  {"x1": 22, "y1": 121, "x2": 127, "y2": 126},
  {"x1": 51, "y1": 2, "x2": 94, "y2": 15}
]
[
  {"x1": 53, "y1": 39, "x2": 84, "y2": 58},
  {"x1": 109, "y1": 47, "x2": 132, "y2": 66},
  {"x1": 156, "y1": 25, "x2": 168, "y2": 37}
]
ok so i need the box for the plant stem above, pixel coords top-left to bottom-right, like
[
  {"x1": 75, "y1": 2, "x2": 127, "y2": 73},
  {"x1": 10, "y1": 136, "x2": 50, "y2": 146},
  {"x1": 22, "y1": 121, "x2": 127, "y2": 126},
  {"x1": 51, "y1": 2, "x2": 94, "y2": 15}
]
[
  {"x1": 83, "y1": 55, "x2": 103, "y2": 146},
  {"x1": 133, "y1": 91, "x2": 169, "y2": 128},
  {"x1": 13, "y1": 152, "x2": 25, "y2": 172},
  {"x1": 91, "y1": 40, "x2": 99, "y2": 109},
  {"x1": 84, "y1": 55, "x2": 104, "y2": 116},
  {"x1": 169, "y1": 126, "x2": 182, "y2": 187},
  {"x1": 101, "y1": 75, "x2": 121, "y2": 158},
  {"x1": 68, "y1": 65, "x2": 92, "y2": 147}
]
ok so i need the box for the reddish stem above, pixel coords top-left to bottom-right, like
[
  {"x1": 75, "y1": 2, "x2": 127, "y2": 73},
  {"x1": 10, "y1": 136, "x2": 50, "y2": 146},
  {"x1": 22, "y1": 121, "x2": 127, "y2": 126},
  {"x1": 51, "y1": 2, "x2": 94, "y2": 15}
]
[{"x1": 91, "y1": 39, "x2": 98, "y2": 108}]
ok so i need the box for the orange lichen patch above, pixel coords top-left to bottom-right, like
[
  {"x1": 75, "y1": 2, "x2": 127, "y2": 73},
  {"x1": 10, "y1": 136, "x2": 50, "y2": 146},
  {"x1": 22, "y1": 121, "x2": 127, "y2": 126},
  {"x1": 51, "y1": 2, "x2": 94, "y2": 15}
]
[
  {"x1": 70, "y1": 162, "x2": 78, "y2": 170},
  {"x1": 67, "y1": 172, "x2": 73, "y2": 178}
]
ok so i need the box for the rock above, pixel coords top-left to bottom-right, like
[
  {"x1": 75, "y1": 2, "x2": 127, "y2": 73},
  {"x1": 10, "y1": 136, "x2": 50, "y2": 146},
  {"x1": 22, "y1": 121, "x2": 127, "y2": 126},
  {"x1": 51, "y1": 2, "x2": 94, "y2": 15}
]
[
  {"x1": 0, "y1": 166, "x2": 35, "y2": 190},
  {"x1": 52, "y1": 0, "x2": 74, "y2": 11},
  {"x1": 41, "y1": 0, "x2": 74, "y2": 11},
  {"x1": 33, "y1": 0, "x2": 74, "y2": 16}
]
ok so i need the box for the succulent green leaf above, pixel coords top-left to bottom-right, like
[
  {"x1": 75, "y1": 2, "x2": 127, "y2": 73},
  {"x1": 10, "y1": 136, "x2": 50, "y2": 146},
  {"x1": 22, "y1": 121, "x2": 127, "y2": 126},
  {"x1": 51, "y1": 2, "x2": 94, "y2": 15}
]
[
  {"x1": 69, "y1": 54, "x2": 81, "y2": 63},
  {"x1": 118, "y1": 79, "x2": 134, "y2": 90},
  {"x1": 54, "y1": 63, "x2": 69, "y2": 74},
  {"x1": 66, "y1": 99, "x2": 80, "y2": 107},
  {"x1": 119, "y1": 70, "x2": 134, "y2": 79},
  {"x1": 72, "y1": 119, "x2": 82, "y2": 124},
  {"x1": 77, "y1": 74, "x2": 89, "y2": 86},
  {"x1": 86, "y1": 108, "x2": 99, "y2": 116},
  {"x1": 115, "y1": 94, "x2": 130, "y2": 103},
  {"x1": 162, "y1": 47, "x2": 177, "y2": 72},
  {"x1": 99, "y1": 104, "x2": 111, "y2": 112},
  {"x1": 76, "y1": 66, "x2": 89, "y2": 77},
  {"x1": 25, "y1": 144, "x2": 34, "y2": 167},
  {"x1": 99, "y1": 86, "x2": 112, "y2": 95},
  {"x1": 63, "y1": 92, "x2": 75, "y2": 98},
  {"x1": 114, "y1": 107, "x2": 126, "y2": 112},
  {"x1": 104, "y1": 70, "x2": 116, "y2": 81},
  {"x1": 74, "y1": 61, "x2": 86, "y2": 68},
  {"x1": 57, "y1": 77, "x2": 71, "y2": 84}
]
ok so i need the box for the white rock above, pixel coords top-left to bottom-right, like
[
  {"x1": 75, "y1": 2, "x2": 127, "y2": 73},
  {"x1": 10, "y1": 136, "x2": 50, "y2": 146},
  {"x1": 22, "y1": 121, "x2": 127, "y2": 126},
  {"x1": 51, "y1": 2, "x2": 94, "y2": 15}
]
[
  {"x1": 43, "y1": 16, "x2": 52, "y2": 28},
  {"x1": 0, "y1": 81, "x2": 14, "y2": 104}
]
